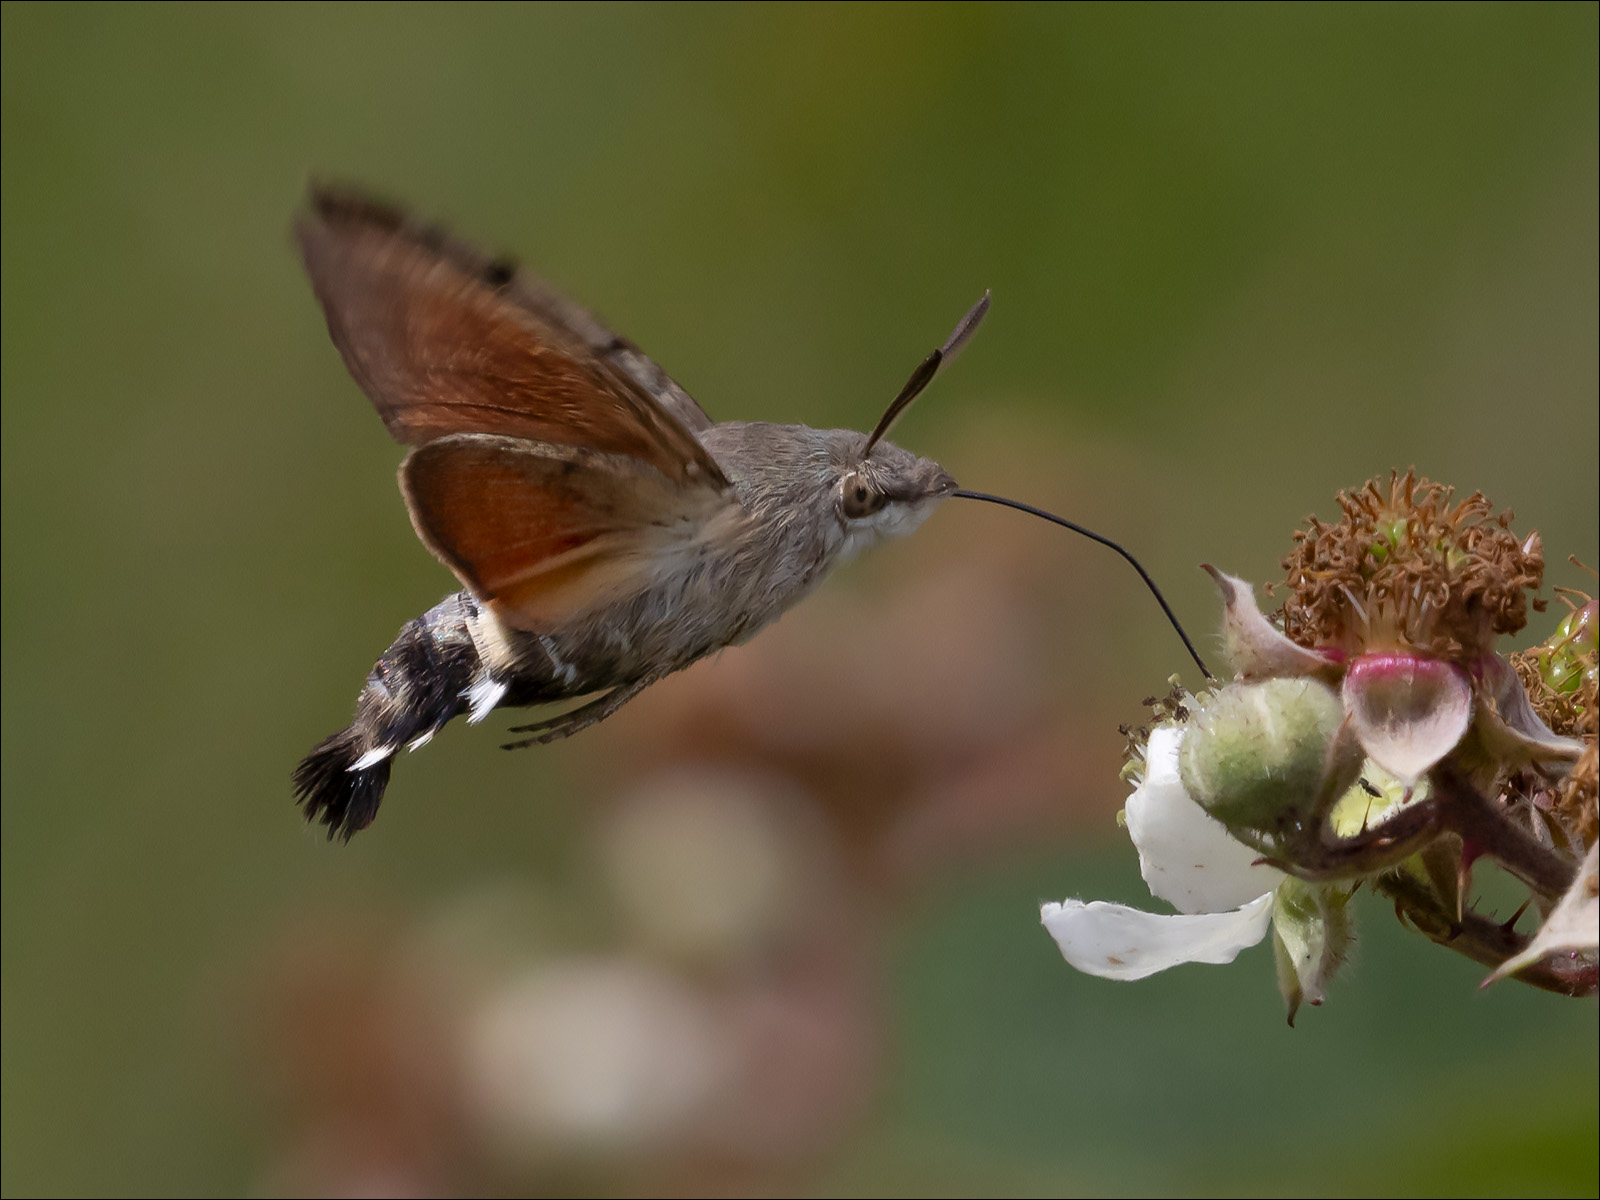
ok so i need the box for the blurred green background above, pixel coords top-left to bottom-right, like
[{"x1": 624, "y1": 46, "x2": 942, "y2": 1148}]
[{"x1": 3, "y1": 3, "x2": 1597, "y2": 1196}]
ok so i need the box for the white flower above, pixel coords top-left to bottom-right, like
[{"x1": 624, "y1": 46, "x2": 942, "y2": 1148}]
[
  {"x1": 1041, "y1": 725, "x2": 1285, "y2": 981},
  {"x1": 463, "y1": 959, "x2": 731, "y2": 1165}
]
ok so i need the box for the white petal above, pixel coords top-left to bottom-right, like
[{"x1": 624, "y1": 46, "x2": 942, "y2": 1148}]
[
  {"x1": 1342, "y1": 653, "x2": 1472, "y2": 784},
  {"x1": 1040, "y1": 893, "x2": 1275, "y2": 981},
  {"x1": 1125, "y1": 726, "x2": 1285, "y2": 914}
]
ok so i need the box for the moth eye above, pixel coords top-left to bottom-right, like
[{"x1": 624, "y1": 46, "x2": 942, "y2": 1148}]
[{"x1": 841, "y1": 475, "x2": 888, "y2": 519}]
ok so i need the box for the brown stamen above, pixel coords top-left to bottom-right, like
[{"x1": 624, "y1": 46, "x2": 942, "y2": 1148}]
[{"x1": 1278, "y1": 470, "x2": 1543, "y2": 663}]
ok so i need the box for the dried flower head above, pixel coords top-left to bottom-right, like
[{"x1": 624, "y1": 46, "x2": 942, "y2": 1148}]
[
  {"x1": 1554, "y1": 744, "x2": 1598, "y2": 850},
  {"x1": 1512, "y1": 593, "x2": 1597, "y2": 849},
  {"x1": 1278, "y1": 471, "x2": 1544, "y2": 663}
]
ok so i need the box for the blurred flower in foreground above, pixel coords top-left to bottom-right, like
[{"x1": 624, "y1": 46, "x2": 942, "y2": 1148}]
[
  {"x1": 245, "y1": 767, "x2": 880, "y2": 1197},
  {"x1": 1044, "y1": 472, "x2": 1598, "y2": 1019},
  {"x1": 462, "y1": 957, "x2": 729, "y2": 1166}
]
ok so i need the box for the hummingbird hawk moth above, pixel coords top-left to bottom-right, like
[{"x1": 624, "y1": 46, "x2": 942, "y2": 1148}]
[
  {"x1": 292, "y1": 187, "x2": 1210, "y2": 840},
  {"x1": 291, "y1": 186, "x2": 993, "y2": 839}
]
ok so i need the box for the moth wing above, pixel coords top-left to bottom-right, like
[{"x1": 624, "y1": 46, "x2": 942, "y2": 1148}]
[
  {"x1": 401, "y1": 433, "x2": 736, "y2": 631},
  {"x1": 296, "y1": 185, "x2": 725, "y2": 486},
  {"x1": 513, "y1": 278, "x2": 717, "y2": 437}
]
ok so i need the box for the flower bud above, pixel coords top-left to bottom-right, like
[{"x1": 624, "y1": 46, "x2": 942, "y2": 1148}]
[{"x1": 1178, "y1": 678, "x2": 1344, "y2": 833}]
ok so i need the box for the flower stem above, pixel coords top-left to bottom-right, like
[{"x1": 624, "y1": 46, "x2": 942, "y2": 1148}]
[
  {"x1": 1374, "y1": 870, "x2": 1597, "y2": 998},
  {"x1": 1258, "y1": 795, "x2": 1443, "y2": 881},
  {"x1": 1265, "y1": 767, "x2": 1579, "y2": 903},
  {"x1": 1430, "y1": 767, "x2": 1578, "y2": 900}
]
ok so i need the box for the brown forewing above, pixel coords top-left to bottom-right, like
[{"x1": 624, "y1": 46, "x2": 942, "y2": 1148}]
[
  {"x1": 296, "y1": 186, "x2": 727, "y2": 489},
  {"x1": 401, "y1": 434, "x2": 730, "y2": 630}
]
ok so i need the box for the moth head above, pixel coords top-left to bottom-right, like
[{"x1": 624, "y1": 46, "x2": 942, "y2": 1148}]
[
  {"x1": 833, "y1": 437, "x2": 957, "y2": 543},
  {"x1": 832, "y1": 290, "x2": 987, "y2": 540}
]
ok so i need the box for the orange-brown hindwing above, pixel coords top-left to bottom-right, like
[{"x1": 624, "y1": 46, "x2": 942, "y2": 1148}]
[{"x1": 401, "y1": 434, "x2": 729, "y2": 630}]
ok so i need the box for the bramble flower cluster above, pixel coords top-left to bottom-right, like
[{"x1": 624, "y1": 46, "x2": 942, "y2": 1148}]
[{"x1": 1043, "y1": 472, "x2": 1597, "y2": 1020}]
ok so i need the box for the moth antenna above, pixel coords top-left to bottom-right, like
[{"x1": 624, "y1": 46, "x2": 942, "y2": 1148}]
[
  {"x1": 861, "y1": 290, "x2": 991, "y2": 460},
  {"x1": 952, "y1": 489, "x2": 1215, "y2": 680}
]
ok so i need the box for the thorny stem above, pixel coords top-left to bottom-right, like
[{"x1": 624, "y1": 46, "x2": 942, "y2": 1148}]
[
  {"x1": 1262, "y1": 766, "x2": 1578, "y2": 901},
  {"x1": 1258, "y1": 794, "x2": 1443, "y2": 882},
  {"x1": 1375, "y1": 870, "x2": 1597, "y2": 998},
  {"x1": 1431, "y1": 767, "x2": 1579, "y2": 900}
]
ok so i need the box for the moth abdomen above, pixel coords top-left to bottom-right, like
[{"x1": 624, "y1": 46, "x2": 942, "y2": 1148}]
[{"x1": 293, "y1": 594, "x2": 490, "y2": 840}]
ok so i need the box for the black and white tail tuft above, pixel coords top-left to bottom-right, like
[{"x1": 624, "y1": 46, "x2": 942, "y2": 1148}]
[{"x1": 292, "y1": 728, "x2": 393, "y2": 841}]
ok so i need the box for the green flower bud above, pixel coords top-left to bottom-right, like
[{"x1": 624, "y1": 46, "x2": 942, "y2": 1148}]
[
  {"x1": 1541, "y1": 599, "x2": 1597, "y2": 695},
  {"x1": 1179, "y1": 678, "x2": 1344, "y2": 833}
]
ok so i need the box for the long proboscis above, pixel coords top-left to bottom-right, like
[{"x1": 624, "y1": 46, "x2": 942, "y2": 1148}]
[
  {"x1": 952, "y1": 489, "x2": 1214, "y2": 680},
  {"x1": 862, "y1": 290, "x2": 992, "y2": 460}
]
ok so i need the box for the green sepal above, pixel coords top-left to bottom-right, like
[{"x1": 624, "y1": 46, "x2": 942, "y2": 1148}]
[{"x1": 1271, "y1": 878, "x2": 1355, "y2": 1026}]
